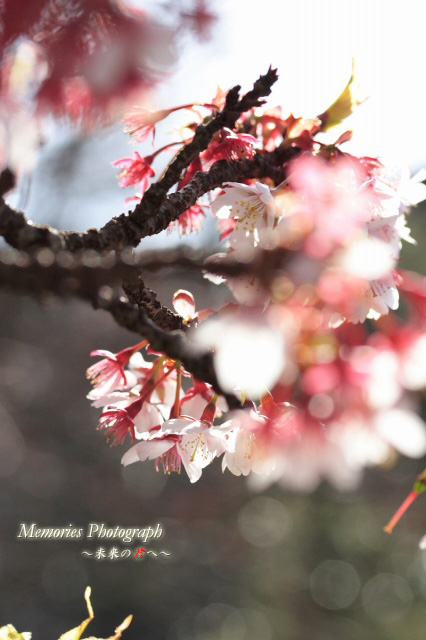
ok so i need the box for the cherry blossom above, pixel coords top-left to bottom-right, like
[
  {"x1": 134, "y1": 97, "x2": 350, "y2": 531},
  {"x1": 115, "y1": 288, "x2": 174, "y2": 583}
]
[
  {"x1": 193, "y1": 311, "x2": 286, "y2": 398},
  {"x1": 87, "y1": 341, "x2": 147, "y2": 399},
  {"x1": 211, "y1": 182, "x2": 279, "y2": 248},
  {"x1": 210, "y1": 128, "x2": 257, "y2": 161},
  {"x1": 168, "y1": 205, "x2": 207, "y2": 236},
  {"x1": 287, "y1": 154, "x2": 373, "y2": 257},
  {"x1": 112, "y1": 151, "x2": 155, "y2": 191},
  {"x1": 180, "y1": 0, "x2": 217, "y2": 42},
  {"x1": 121, "y1": 415, "x2": 226, "y2": 482},
  {"x1": 123, "y1": 102, "x2": 216, "y2": 143},
  {"x1": 97, "y1": 398, "x2": 169, "y2": 446},
  {"x1": 180, "y1": 380, "x2": 228, "y2": 419},
  {"x1": 172, "y1": 290, "x2": 197, "y2": 323},
  {"x1": 87, "y1": 70, "x2": 426, "y2": 528}
]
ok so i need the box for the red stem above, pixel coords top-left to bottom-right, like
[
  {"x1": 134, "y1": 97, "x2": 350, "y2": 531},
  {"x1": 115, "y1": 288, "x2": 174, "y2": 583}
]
[{"x1": 384, "y1": 491, "x2": 418, "y2": 534}]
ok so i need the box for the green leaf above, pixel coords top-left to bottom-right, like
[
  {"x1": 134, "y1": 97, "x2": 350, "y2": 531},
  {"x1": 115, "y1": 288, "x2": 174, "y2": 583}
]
[{"x1": 319, "y1": 61, "x2": 365, "y2": 131}]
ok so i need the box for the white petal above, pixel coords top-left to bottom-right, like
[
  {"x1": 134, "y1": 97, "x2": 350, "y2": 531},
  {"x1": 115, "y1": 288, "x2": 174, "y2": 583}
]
[
  {"x1": 121, "y1": 439, "x2": 174, "y2": 466},
  {"x1": 133, "y1": 403, "x2": 164, "y2": 436},
  {"x1": 401, "y1": 181, "x2": 426, "y2": 206},
  {"x1": 223, "y1": 431, "x2": 257, "y2": 476},
  {"x1": 88, "y1": 390, "x2": 132, "y2": 408},
  {"x1": 339, "y1": 237, "x2": 395, "y2": 280},
  {"x1": 211, "y1": 191, "x2": 240, "y2": 217},
  {"x1": 375, "y1": 409, "x2": 426, "y2": 458},
  {"x1": 214, "y1": 319, "x2": 285, "y2": 398},
  {"x1": 160, "y1": 417, "x2": 199, "y2": 435},
  {"x1": 128, "y1": 351, "x2": 152, "y2": 371},
  {"x1": 180, "y1": 394, "x2": 208, "y2": 420},
  {"x1": 178, "y1": 433, "x2": 216, "y2": 481},
  {"x1": 401, "y1": 335, "x2": 426, "y2": 390}
]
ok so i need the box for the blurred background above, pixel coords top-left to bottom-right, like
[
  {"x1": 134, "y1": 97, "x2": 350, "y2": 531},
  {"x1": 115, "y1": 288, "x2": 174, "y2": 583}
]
[{"x1": 1, "y1": 0, "x2": 426, "y2": 638}]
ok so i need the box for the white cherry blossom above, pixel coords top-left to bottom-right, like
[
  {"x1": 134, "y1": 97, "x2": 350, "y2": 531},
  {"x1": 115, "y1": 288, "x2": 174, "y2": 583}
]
[
  {"x1": 211, "y1": 181, "x2": 279, "y2": 248},
  {"x1": 122, "y1": 416, "x2": 228, "y2": 482}
]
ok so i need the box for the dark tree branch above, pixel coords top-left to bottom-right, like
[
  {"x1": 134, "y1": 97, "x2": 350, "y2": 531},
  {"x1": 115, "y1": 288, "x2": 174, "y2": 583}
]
[
  {"x1": 0, "y1": 69, "x2": 295, "y2": 411},
  {"x1": 0, "y1": 242, "x2": 294, "y2": 305},
  {"x1": 0, "y1": 168, "x2": 16, "y2": 198},
  {"x1": 122, "y1": 276, "x2": 185, "y2": 332},
  {"x1": 0, "y1": 69, "x2": 291, "y2": 254},
  {"x1": 0, "y1": 200, "x2": 64, "y2": 251},
  {"x1": 0, "y1": 148, "x2": 298, "y2": 253},
  {"x1": 133, "y1": 245, "x2": 294, "y2": 283},
  {"x1": 131, "y1": 148, "x2": 296, "y2": 240},
  {"x1": 135, "y1": 66, "x2": 278, "y2": 206},
  {"x1": 97, "y1": 296, "x2": 241, "y2": 409},
  {"x1": 0, "y1": 254, "x2": 241, "y2": 408}
]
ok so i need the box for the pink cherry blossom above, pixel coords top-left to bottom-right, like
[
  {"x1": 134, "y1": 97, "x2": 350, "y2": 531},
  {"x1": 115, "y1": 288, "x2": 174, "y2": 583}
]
[
  {"x1": 180, "y1": 0, "x2": 217, "y2": 41},
  {"x1": 123, "y1": 108, "x2": 174, "y2": 144},
  {"x1": 123, "y1": 102, "x2": 215, "y2": 143},
  {"x1": 168, "y1": 205, "x2": 207, "y2": 236},
  {"x1": 87, "y1": 341, "x2": 147, "y2": 398},
  {"x1": 96, "y1": 384, "x2": 172, "y2": 446},
  {"x1": 288, "y1": 154, "x2": 373, "y2": 256},
  {"x1": 85, "y1": 75, "x2": 426, "y2": 502},
  {"x1": 180, "y1": 380, "x2": 228, "y2": 418},
  {"x1": 112, "y1": 151, "x2": 155, "y2": 191},
  {"x1": 211, "y1": 128, "x2": 257, "y2": 161},
  {"x1": 172, "y1": 290, "x2": 196, "y2": 322}
]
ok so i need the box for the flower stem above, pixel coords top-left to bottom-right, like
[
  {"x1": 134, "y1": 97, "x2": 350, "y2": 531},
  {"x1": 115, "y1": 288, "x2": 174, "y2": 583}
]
[
  {"x1": 384, "y1": 491, "x2": 419, "y2": 534},
  {"x1": 150, "y1": 141, "x2": 183, "y2": 160},
  {"x1": 384, "y1": 469, "x2": 426, "y2": 534},
  {"x1": 170, "y1": 361, "x2": 182, "y2": 419}
]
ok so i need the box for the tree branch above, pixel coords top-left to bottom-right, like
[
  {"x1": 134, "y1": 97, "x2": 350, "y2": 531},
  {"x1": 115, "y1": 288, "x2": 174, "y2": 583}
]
[
  {"x1": 97, "y1": 296, "x2": 241, "y2": 409},
  {"x1": 0, "y1": 242, "x2": 294, "y2": 303},
  {"x1": 0, "y1": 148, "x2": 297, "y2": 253},
  {"x1": 0, "y1": 249, "x2": 140, "y2": 295},
  {"x1": 132, "y1": 245, "x2": 294, "y2": 283},
  {"x1": 0, "y1": 253, "x2": 241, "y2": 408},
  {"x1": 0, "y1": 69, "x2": 293, "y2": 254},
  {"x1": 136, "y1": 66, "x2": 278, "y2": 205},
  {"x1": 122, "y1": 276, "x2": 185, "y2": 332}
]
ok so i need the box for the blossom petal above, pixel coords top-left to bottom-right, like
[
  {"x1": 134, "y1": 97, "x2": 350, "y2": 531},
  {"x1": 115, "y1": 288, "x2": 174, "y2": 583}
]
[
  {"x1": 173, "y1": 290, "x2": 196, "y2": 320},
  {"x1": 374, "y1": 409, "x2": 426, "y2": 458},
  {"x1": 121, "y1": 439, "x2": 174, "y2": 466}
]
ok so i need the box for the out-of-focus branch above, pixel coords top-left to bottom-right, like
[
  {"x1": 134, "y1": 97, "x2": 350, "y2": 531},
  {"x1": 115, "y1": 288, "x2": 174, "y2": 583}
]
[
  {"x1": 0, "y1": 248, "x2": 184, "y2": 331},
  {"x1": 0, "y1": 244, "x2": 294, "y2": 300},
  {"x1": 0, "y1": 168, "x2": 15, "y2": 197},
  {"x1": 132, "y1": 245, "x2": 293, "y2": 281},
  {"x1": 0, "y1": 250, "x2": 140, "y2": 295}
]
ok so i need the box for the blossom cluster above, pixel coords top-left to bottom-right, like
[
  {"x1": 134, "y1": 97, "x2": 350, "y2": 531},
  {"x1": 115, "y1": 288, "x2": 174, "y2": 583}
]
[{"x1": 91, "y1": 73, "x2": 426, "y2": 497}]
